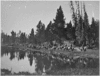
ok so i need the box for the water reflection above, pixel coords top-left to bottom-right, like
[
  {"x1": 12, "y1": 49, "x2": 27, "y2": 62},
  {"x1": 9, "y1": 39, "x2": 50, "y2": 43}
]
[
  {"x1": 18, "y1": 51, "x2": 26, "y2": 60},
  {"x1": 34, "y1": 54, "x2": 52, "y2": 74},
  {"x1": 9, "y1": 51, "x2": 16, "y2": 60},
  {"x1": 1, "y1": 47, "x2": 36, "y2": 74},
  {"x1": 1, "y1": 47, "x2": 99, "y2": 75},
  {"x1": 27, "y1": 51, "x2": 34, "y2": 66},
  {"x1": 1, "y1": 46, "x2": 10, "y2": 57}
]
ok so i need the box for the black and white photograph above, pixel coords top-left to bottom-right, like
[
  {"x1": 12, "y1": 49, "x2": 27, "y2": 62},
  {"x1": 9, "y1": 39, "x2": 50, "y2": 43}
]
[{"x1": 1, "y1": 0, "x2": 99, "y2": 75}]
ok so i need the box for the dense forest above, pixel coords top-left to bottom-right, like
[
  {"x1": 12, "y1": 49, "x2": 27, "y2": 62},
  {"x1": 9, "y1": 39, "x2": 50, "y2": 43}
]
[{"x1": 1, "y1": 1, "x2": 99, "y2": 48}]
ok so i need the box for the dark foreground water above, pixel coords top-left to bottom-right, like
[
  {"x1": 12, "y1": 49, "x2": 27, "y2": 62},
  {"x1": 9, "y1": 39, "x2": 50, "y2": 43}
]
[{"x1": 1, "y1": 46, "x2": 99, "y2": 75}]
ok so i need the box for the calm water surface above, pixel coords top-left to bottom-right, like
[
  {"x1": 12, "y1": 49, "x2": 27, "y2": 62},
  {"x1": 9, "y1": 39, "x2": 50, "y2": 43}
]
[
  {"x1": 1, "y1": 47, "x2": 53, "y2": 74},
  {"x1": 1, "y1": 52, "x2": 36, "y2": 74}
]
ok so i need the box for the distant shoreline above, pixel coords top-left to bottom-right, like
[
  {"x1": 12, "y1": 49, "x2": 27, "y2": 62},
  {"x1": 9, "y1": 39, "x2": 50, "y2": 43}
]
[{"x1": 1, "y1": 43, "x2": 99, "y2": 59}]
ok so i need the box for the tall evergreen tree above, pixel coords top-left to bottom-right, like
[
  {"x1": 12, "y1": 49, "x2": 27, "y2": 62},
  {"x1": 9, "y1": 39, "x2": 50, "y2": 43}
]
[
  {"x1": 53, "y1": 6, "x2": 65, "y2": 41},
  {"x1": 29, "y1": 28, "x2": 35, "y2": 43},
  {"x1": 70, "y1": 1, "x2": 77, "y2": 41},
  {"x1": 66, "y1": 21, "x2": 73, "y2": 39},
  {"x1": 1, "y1": 31, "x2": 5, "y2": 43},
  {"x1": 67, "y1": 21, "x2": 72, "y2": 29},
  {"x1": 91, "y1": 17, "x2": 96, "y2": 44},
  {"x1": 20, "y1": 32, "x2": 27, "y2": 43},
  {"x1": 54, "y1": 6, "x2": 65, "y2": 28},
  {"x1": 70, "y1": 1, "x2": 77, "y2": 28},
  {"x1": 83, "y1": 3, "x2": 89, "y2": 46},
  {"x1": 36, "y1": 20, "x2": 46, "y2": 43},
  {"x1": 11, "y1": 30, "x2": 16, "y2": 43},
  {"x1": 1, "y1": 32, "x2": 11, "y2": 44},
  {"x1": 95, "y1": 20, "x2": 99, "y2": 47},
  {"x1": 75, "y1": 1, "x2": 83, "y2": 46},
  {"x1": 45, "y1": 21, "x2": 53, "y2": 41},
  {"x1": 46, "y1": 21, "x2": 52, "y2": 31}
]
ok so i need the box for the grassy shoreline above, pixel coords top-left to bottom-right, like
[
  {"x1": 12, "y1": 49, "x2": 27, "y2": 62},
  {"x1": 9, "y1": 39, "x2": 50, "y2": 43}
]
[{"x1": 1, "y1": 43, "x2": 99, "y2": 58}]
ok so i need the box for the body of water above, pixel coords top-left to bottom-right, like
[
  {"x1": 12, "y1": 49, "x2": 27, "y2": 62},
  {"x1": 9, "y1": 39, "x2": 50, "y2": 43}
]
[{"x1": 1, "y1": 46, "x2": 99, "y2": 75}]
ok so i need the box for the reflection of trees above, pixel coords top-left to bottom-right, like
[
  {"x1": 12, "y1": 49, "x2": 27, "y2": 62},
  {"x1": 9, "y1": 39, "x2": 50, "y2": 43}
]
[
  {"x1": 1, "y1": 68, "x2": 11, "y2": 74},
  {"x1": 10, "y1": 51, "x2": 15, "y2": 60},
  {"x1": 34, "y1": 55, "x2": 43, "y2": 73},
  {"x1": 27, "y1": 51, "x2": 34, "y2": 66},
  {"x1": 1, "y1": 50, "x2": 9, "y2": 57},
  {"x1": 18, "y1": 51, "x2": 26, "y2": 60},
  {"x1": 51, "y1": 59, "x2": 62, "y2": 70},
  {"x1": 1, "y1": 47, "x2": 9, "y2": 57},
  {"x1": 34, "y1": 55, "x2": 52, "y2": 74},
  {"x1": 9, "y1": 47, "x2": 16, "y2": 60},
  {"x1": 42, "y1": 56, "x2": 51, "y2": 70}
]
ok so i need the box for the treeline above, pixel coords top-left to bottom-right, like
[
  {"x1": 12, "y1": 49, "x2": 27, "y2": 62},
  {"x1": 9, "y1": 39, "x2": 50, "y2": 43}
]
[
  {"x1": 70, "y1": 1, "x2": 99, "y2": 48},
  {"x1": 1, "y1": 1, "x2": 99, "y2": 48}
]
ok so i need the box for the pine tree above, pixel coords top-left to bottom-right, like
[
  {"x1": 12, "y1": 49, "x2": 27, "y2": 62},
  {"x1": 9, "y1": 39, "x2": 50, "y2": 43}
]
[
  {"x1": 95, "y1": 20, "x2": 99, "y2": 47},
  {"x1": 45, "y1": 21, "x2": 53, "y2": 41},
  {"x1": 1, "y1": 32, "x2": 11, "y2": 44},
  {"x1": 36, "y1": 20, "x2": 46, "y2": 43},
  {"x1": 75, "y1": 1, "x2": 83, "y2": 46},
  {"x1": 46, "y1": 21, "x2": 52, "y2": 31},
  {"x1": 1, "y1": 31, "x2": 5, "y2": 43},
  {"x1": 54, "y1": 6, "x2": 65, "y2": 28},
  {"x1": 66, "y1": 21, "x2": 73, "y2": 39},
  {"x1": 70, "y1": 1, "x2": 77, "y2": 28},
  {"x1": 53, "y1": 6, "x2": 65, "y2": 41},
  {"x1": 91, "y1": 17, "x2": 96, "y2": 44},
  {"x1": 29, "y1": 28, "x2": 34, "y2": 43},
  {"x1": 87, "y1": 26, "x2": 92, "y2": 48},
  {"x1": 11, "y1": 30, "x2": 16, "y2": 43},
  {"x1": 36, "y1": 20, "x2": 43, "y2": 35},
  {"x1": 70, "y1": 1, "x2": 78, "y2": 42},
  {"x1": 67, "y1": 21, "x2": 72, "y2": 29},
  {"x1": 20, "y1": 32, "x2": 27, "y2": 43},
  {"x1": 83, "y1": 3, "x2": 89, "y2": 46}
]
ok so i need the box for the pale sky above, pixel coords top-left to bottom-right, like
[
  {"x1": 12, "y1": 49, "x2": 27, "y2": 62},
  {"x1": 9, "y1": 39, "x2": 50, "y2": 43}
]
[{"x1": 1, "y1": 1, "x2": 99, "y2": 35}]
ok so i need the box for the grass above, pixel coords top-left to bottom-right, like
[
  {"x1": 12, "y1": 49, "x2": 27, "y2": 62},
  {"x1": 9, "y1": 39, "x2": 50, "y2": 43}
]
[
  {"x1": 47, "y1": 68, "x2": 99, "y2": 75},
  {"x1": 51, "y1": 48, "x2": 99, "y2": 59},
  {"x1": 1, "y1": 68, "x2": 99, "y2": 75}
]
